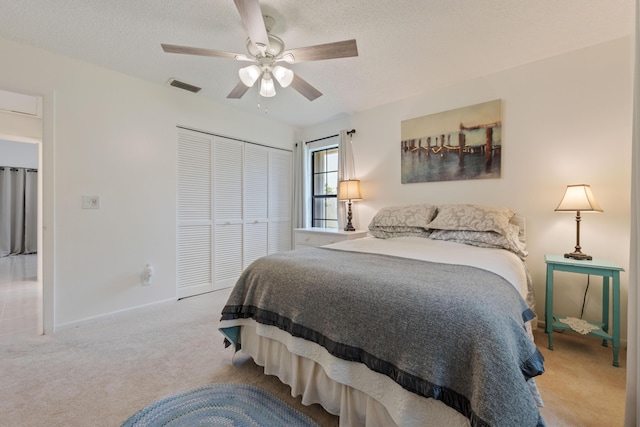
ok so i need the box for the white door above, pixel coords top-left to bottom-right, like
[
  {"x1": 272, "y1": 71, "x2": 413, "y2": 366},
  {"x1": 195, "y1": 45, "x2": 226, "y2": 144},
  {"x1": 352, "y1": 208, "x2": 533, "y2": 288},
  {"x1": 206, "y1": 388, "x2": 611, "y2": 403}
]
[
  {"x1": 177, "y1": 129, "x2": 213, "y2": 298},
  {"x1": 213, "y1": 137, "x2": 244, "y2": 289},
  {"x1": 268, "y1": 149, "x2": 292, "y2": 254},
  {"x1": 177, "y1": 128, "x2": 292, "y2": 297},
  {"x1": 243, "y1": 144, "x2": 269, "y2": 267}
]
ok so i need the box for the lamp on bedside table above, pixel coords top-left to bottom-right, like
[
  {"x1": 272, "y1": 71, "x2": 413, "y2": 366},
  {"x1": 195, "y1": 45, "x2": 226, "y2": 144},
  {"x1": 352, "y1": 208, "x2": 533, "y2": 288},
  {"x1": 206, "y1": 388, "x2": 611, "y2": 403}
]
[
  {"x1": 338, "y1": 179, "x2": 362, "y2": 231},
  {"x1": 554, "y1": 184, "x2": 603, "y2": 260}
]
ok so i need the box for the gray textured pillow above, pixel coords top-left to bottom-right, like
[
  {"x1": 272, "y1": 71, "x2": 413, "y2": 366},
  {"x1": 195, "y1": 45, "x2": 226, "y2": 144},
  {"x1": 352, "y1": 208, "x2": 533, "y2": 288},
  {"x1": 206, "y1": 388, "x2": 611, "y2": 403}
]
[
  {"x1": 368, "y1": 204, "x2": 437, "y2": 239},
  {"x1": 368, "y1": 227, "x2": 432, "y2": 239},
  {"x1": 428, "y1": 204, "x2": 515, "y2": 236},
  {"x1": 429, "y1": 224, "x2": 528, "y2": 259}
]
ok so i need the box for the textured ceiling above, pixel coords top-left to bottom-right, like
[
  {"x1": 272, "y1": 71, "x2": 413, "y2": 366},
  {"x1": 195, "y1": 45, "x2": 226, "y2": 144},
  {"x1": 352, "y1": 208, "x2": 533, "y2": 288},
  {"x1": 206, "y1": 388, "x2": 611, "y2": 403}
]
[{"x1": 0, "y1": 0, "x2": 634, "y2": 128}]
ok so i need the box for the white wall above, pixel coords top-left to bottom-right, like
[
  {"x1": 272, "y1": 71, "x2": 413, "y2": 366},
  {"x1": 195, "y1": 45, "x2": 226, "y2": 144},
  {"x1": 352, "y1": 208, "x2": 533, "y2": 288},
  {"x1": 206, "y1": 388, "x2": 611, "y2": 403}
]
[
  {"x1": 298, "y1": 37, "x2": 633, "y2": 339},
  {"x1": 0, "y1": 35, "x2": 295, "y2": 328}
]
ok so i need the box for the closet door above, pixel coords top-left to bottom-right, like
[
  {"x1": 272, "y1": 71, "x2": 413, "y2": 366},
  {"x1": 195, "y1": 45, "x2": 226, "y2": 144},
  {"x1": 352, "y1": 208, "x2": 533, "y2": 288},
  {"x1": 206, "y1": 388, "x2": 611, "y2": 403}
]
[
  {"x1": 268, "y1": 149, "x2": 292, "y2": 254},
  {"x1": 177, "y1": 129, "x2": 213, "y2": 298},
  {"x1": 243, "y1": 144, "x2": 269, "y2": 267},
  {"x1": 177, "y1": 128, "x2": 292, "y2": 297},
  {"x1": 213, "y1": 137, "x2": 244, "y2": 289}
]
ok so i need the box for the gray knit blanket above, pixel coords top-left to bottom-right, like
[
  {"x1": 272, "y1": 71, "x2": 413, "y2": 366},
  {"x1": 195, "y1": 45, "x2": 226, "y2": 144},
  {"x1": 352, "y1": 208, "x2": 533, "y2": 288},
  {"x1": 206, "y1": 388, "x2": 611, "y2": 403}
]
[{"x1": 220, "y1": 247, "x2": 545, "y2": 427}]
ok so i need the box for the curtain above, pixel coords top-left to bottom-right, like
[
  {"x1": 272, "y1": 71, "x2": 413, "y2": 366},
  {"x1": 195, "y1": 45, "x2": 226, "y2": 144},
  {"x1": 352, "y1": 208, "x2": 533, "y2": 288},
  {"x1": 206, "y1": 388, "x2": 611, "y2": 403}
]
[
  {"x1": 24, "y1": 169, "x2": 38, "y2": 253},
  {"x1": 337, "y1": 129, "x2": 359, "y2": 230},
  {"x1": 0, "y1": 167, "x2": 38, "y2": 257},
  {"x1": 293, "y1": 141, "x2": 309, "y2": 229},
  {"x1": 625, "y1": 1, "x2": 639, "y2": 425}
]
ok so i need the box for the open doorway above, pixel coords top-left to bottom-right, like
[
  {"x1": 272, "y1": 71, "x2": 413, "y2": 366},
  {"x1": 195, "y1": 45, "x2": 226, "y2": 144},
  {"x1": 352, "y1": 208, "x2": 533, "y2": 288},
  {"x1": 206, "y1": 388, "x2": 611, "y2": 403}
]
[{"x1": 0, "y1": 89, "x2": 43, "y2": 338}]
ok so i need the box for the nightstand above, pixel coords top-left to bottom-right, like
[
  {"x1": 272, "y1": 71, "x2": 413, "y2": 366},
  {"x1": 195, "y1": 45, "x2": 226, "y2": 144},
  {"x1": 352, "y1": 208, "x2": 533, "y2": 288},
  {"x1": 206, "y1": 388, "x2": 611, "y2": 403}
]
[
  {"x1": 544, "y1": 254, "x2": 624, "y2": 367},
  {"x1": 294, "y1": 228, "x2": 368, "y2": 249}
]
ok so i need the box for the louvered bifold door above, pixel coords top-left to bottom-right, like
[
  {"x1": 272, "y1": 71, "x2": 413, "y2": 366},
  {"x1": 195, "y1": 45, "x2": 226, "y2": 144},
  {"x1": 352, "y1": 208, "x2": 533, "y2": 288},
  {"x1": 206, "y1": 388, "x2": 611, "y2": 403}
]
[
  {"x1": 244, "y1": 144, "x2": 269, "y2": 267},
  {"x1": 268, "y1": 149, "x2": 292, "y2": 253},
  {"x1": 177, "y1": 129, "x2": 214, "y2": 298},
  {"x1": 213, "y1": 138, "x2": 244, "y2": 289}
]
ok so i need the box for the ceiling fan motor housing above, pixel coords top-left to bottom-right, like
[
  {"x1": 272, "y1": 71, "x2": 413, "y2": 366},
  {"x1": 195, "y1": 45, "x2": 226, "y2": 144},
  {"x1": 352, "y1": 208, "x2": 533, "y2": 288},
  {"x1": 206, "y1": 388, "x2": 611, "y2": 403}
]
[{"x1": 246, "y1": 34, "x2": 285, "y2": 59}]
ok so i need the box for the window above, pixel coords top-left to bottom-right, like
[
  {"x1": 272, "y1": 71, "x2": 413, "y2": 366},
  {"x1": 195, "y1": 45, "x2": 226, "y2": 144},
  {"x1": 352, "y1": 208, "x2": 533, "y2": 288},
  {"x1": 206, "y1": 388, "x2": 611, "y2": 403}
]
[{"x1": 311, "y1": 146, "x2": 338, "y2": 228}]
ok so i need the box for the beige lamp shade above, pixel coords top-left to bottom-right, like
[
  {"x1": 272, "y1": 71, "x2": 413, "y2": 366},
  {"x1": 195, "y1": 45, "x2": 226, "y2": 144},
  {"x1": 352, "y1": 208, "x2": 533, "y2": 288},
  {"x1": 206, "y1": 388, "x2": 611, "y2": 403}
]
[
  {"x1": 555, "y1": 184, "x2": 603, "y2": 212},
  {"x1": 338, "y1": 180, "x2": 362, "y2": 201}
]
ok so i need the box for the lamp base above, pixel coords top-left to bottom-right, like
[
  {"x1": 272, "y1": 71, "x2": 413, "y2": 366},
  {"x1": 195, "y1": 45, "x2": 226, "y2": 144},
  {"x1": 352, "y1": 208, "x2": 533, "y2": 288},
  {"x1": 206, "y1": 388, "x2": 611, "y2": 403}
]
[
  {"x1": 344, "y1": 199, "x2": 356, "y2": 231},
  {"x1": 564, "y1": 251, "x2": 593, "y2": 261}
]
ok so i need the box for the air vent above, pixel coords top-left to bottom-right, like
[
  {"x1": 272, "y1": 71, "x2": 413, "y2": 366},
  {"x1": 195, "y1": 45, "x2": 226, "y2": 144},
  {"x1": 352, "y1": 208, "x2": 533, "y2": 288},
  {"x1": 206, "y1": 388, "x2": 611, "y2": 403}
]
[{"x1": 168, "y1": 79, "x2": 202, "y2": 93}]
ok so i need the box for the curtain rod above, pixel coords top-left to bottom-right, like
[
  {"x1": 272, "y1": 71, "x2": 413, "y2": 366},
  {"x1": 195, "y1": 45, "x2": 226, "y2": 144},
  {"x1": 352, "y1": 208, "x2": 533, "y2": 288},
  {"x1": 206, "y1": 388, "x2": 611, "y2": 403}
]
[
  {"x1": 304, "y1": 129, "x2": 356, "y2": 144},
  {"x1": 0, "y1": 166, "x2": 38, "y2": 172}
]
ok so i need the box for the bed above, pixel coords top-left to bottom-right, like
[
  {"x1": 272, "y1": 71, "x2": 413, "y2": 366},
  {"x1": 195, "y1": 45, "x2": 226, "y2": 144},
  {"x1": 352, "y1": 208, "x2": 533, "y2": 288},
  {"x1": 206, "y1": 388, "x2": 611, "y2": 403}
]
[{"x1": 219, "y1": 204, "x2": 545, "y2": 427}]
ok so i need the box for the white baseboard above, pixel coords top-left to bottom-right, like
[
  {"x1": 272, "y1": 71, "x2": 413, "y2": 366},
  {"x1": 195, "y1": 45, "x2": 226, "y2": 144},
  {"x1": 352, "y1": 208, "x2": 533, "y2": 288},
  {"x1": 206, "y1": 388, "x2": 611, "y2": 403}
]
[{"x1": 54, "y1": 297, "x2": 177, "y2": 332}]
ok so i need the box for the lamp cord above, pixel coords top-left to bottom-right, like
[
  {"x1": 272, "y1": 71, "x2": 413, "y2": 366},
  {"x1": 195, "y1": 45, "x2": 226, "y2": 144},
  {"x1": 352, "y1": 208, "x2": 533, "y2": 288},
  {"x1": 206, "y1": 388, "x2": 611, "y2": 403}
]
[{"x1": 580, "y1": 274, "x2": 591, "y2": 319}]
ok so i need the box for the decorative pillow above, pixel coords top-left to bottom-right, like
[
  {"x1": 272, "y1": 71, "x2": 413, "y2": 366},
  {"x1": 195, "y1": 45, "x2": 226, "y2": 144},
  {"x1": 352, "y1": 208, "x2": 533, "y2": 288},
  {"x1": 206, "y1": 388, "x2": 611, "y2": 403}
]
[
  {"x1": 368, "y1": 204, "x2": 438, "y2": 239},
  {"x1": 369, "y1": 204, "x2": 438, "y2": 229},
  {"x1": 368, "y1": 227, "x2": 432, "y2": 239},
  {"x1": 427, "y1": 204, "x2": 515, "y2": 236},
  {"x1": 429, "y1": 223, "x2": 528, "y2": 259}
]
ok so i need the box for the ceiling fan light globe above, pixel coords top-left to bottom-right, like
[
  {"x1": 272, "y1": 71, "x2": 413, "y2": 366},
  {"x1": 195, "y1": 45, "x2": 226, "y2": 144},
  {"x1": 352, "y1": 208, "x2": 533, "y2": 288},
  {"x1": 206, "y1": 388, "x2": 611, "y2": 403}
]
[
  {"x1": 239, "y1": 65, "x2": 261, "y2": 87},
  {"x1": 273, "y1": 65, "x2": 294, "y2": 88},
  {"x1": 259, "y1": 76, "x2": 276, "y2": 97}
]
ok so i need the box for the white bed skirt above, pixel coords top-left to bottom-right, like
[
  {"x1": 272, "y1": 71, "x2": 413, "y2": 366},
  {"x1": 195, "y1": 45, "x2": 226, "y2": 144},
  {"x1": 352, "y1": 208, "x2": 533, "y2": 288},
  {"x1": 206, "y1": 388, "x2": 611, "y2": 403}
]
[{"x1": 235, "y1": 321, "x2": 471, "y2": 427}]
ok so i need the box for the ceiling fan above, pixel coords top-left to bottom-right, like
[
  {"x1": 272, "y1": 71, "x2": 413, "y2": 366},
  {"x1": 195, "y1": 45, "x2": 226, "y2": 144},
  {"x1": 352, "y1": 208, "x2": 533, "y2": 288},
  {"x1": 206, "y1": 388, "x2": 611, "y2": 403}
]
[{"x1": 161, "y1": 0, "x2": 358, "y2": 101}]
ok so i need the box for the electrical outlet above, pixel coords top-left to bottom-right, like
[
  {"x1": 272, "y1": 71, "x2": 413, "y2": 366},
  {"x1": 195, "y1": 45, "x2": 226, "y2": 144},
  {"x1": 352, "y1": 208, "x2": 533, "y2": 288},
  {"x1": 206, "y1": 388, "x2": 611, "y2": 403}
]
[
  {"x1": 142, "y1": 264, "x2": 154, "y2": 286},
  {"x1": 82, "y1": 195, "x2": 100, "y2": 209}
]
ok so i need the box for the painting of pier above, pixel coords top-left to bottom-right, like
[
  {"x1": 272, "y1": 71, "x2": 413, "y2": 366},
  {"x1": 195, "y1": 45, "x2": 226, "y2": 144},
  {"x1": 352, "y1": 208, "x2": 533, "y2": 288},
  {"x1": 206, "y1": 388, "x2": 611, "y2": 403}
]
[{"x1": 400, "y1": 99, "x2": 502, "y2": 183}]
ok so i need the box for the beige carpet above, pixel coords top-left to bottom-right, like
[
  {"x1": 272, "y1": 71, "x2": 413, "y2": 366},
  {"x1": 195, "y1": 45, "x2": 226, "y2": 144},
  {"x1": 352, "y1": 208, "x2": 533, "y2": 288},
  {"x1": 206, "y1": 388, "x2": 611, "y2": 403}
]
[
  {"x1": 0, "y1": 288, "x2": 626, "y2": 426},
  {"x1": 534, "y1": 327, "x2": 627, "y2": 426}
]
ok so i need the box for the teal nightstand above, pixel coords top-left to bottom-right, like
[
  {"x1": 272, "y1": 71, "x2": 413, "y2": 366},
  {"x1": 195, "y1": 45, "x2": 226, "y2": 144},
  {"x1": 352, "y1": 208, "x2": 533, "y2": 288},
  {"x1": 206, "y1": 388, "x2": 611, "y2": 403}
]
[{"x1": 545, "y1": 254, "x2": 624, "y2": 367}]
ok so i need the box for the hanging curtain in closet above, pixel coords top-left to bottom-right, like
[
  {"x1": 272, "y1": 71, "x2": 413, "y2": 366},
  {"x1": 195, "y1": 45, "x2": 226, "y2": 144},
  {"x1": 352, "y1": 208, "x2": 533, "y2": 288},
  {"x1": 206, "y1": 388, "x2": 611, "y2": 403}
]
[
  {"x1": 624, "y1": 1, "x2": 639, "y2": 424},
  {"x1": 337, "y1": 129, "x2": 359, "y2": 230},
  {"x1": 0, "y1": 167, "x2": 38, "y2": 257}
]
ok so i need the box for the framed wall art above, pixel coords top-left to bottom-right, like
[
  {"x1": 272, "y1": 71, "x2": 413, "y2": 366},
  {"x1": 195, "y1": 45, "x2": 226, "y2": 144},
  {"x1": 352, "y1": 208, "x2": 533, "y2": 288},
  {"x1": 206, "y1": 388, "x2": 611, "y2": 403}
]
[{"x1": 400, "y1": 99, "x2": 502, "y2": 183}]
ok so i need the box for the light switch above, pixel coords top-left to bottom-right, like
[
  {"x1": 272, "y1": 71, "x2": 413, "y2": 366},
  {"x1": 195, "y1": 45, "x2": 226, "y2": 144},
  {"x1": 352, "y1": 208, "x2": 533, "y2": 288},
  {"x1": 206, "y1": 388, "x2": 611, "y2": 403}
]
[{"x1": 82, "y1": 195, "x2": 100, "y2": 209}]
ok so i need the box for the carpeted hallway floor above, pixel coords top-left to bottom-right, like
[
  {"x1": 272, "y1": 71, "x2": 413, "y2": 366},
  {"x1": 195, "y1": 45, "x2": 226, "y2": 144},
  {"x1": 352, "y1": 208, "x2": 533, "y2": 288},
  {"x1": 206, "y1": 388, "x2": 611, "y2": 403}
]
[{"x1": 0, "y1": 287, "x2": 626, "y2": 426}]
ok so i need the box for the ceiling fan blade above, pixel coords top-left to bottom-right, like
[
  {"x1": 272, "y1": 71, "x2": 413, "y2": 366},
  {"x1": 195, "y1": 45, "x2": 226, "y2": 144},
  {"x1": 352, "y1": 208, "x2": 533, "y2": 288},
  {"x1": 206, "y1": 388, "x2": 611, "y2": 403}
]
[
  {"x1": 162, "y1": 43, "x2": 240, "y2": 59},
  {"x1": 227, "y1": 81, "x2": 251, "y2": 99},
  {"x1": 290, "y1": 74, "x2": 322, "y2": 101},
  {"x1": 283, "y1": 39, "x2": 358, "y2": 63},
  {"x1": 233, "y1": 0, "x2": 270, "y2": 51}
]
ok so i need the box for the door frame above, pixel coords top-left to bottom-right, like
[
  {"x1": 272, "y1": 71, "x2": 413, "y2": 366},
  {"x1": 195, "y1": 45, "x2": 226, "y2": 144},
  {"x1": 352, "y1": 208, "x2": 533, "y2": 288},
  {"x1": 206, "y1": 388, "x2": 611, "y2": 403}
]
[
  {"x1": 0, "y1": 133, "x2": 42, "y2": 334},
  {"x1": 0, "y1": 88, "x2": 55, "y2": 334}
]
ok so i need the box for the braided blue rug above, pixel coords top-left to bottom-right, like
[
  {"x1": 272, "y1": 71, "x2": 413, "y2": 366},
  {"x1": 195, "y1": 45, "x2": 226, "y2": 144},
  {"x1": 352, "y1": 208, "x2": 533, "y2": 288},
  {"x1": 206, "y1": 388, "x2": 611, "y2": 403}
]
[{"x1": 121, "y1": 383, "x2": 321, "y2": 427}]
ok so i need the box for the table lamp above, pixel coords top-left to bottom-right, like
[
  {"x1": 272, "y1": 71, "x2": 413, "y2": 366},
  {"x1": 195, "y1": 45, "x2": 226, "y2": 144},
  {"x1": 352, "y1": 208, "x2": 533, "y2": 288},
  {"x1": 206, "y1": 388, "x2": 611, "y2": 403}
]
[
  {"x1": 338, "y1": 179, "x2": 362, "y2": 231},
  {"x1": 554, "y1": 184, "x2": 603, "y2": 260}
]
